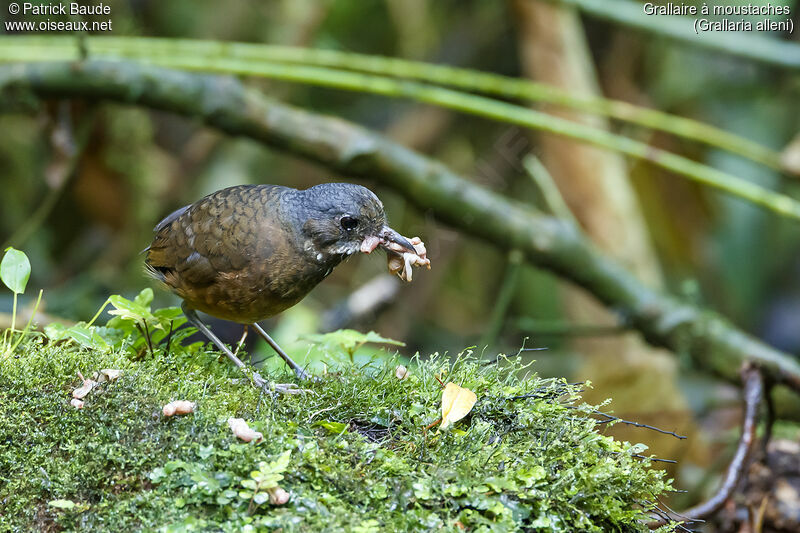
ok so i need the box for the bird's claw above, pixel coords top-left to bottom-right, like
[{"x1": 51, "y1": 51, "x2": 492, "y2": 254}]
[
  {"x1": 249, "y1": 371, "x2": 312, "y2": 395},
  {"x1": 271, "y1": 383, "x2": 310, "y2": 395}
]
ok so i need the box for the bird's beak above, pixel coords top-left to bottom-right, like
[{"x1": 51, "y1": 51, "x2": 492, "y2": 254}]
[{"x1": 360, "y1": 226, "x2": 417, "y2": 254}]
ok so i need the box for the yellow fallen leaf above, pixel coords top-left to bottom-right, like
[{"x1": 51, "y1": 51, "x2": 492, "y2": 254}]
[{"x1": 440, "y1": 382, "x2": 477, "y2": 430}]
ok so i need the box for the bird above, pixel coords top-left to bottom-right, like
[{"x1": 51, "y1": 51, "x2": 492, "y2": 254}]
[{"x1": 144, "y1": 182, "x2": 419, "y2": 391}]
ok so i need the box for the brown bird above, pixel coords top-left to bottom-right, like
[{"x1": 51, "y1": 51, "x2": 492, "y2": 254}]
[{"x1": 144, "y1": 183, "x2": 418, "y2": 391}]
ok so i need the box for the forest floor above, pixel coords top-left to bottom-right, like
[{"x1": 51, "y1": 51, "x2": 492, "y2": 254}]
[{"x1": 1, "y1": 340, "x2": 676, "y2": 532}]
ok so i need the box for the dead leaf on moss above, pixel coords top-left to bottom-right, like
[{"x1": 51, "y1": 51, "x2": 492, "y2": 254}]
[
  {"x1": 228, "y1": 417, "x2": 263, "y2": 443},
  {"x1": 93, "y1": 369, "x2": 122, "y2": 383},
  {"x1": 70, "y1": 398, "x2": 84, "y2": 409},
  {"x1": 440, "y1": 382, "x2": 477, "y2": 430},
  {"x1": 395, "y1": 365, "x2": 409, "y2": 380},
  {"x1": 267, "y1": 486, "x2": 290, "y2": 505},
  {"x1": 162, "y1": 400, "x2": 195, "y2": 417},
  {"x1": 72, "y1": 372, "x2": 96, "y2": 399}
]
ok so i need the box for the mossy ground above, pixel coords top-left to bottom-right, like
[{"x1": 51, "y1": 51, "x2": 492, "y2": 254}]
[{"x1": 0, "y1": 339, "x2": 676, "y2": 532}]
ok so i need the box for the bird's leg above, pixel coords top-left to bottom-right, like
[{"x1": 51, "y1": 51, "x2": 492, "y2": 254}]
[
  {"x1": 234, "y1": 325, "x2": 249, "y2": 358},
  {"x1": 251, "y1": 322, "x2": 311, "y2": 380},
  {"x1": 181, "y1": 303, "x2": 302, "y2": 394}
]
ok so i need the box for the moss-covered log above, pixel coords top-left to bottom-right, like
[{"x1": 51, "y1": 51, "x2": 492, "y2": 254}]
[{"x1": 0, "y1": 341, "x2": 675, "y2": 531}]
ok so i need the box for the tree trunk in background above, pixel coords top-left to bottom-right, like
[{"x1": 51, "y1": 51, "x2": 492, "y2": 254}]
[{"x1": 511, "y1": 0, "x2": 706, "y2": 468}]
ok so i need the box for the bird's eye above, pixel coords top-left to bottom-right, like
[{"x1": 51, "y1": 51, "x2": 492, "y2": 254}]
[{"x1": 340, "y1": 216, "x2": 359, "y2": 231}]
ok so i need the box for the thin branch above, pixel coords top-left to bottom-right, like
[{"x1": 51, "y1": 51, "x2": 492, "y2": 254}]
[
  {"x1": 649, "y1": 364, "x2": 764, "y2": 528},
  {"x1": 2, "y1": 61, "x2": 800, "y2": 397},
  {"x1": 1, "y1": 45, "x2": 798, "y2": 219},
  {"x1": 0, "y1": 35, "x2": 784, "y2": 171},
  {"x1": 573, "y1": 407, "x2": 688, "y2": 440},
  {"x1": 522, "y1": 155, "x2": 578, "y2": 224}
]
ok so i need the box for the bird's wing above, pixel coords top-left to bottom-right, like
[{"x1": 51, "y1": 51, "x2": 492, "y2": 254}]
[{"x1": 145, "y1": 185, "x2": 282, "y2": 288}]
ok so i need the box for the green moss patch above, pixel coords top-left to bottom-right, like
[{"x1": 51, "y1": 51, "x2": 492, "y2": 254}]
[{"x1": 0, "y1": 340, "x2": 676, "y2": 531}]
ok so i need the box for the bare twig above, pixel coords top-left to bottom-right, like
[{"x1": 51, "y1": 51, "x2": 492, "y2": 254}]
[{"x1": 649, "y1": 364, "x2": 764, "y2": 527}]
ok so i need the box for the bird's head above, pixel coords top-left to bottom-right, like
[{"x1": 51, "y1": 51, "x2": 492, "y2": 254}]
[{"x1": 296, "y1": 183, "x2": 416, "y2": 263}]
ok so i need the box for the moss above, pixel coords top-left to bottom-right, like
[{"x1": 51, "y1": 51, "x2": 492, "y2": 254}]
[{"x1": 0, "y1": 340, "x2": 677, "y2": 532}]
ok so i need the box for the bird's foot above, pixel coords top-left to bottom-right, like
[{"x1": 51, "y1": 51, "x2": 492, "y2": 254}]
[
  {"x1": 293, "y1": 367, "x2": 315, "y2": 381},
  {"x1": 251, "y1": 371, "x2": 311, "y2": 395}
]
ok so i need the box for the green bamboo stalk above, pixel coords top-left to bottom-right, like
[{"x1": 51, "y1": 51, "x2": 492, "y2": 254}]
[
  {"x1": 543, "y1": 0, "x2": 800, "y2": 70},
  {"x1": 0, "y1": 36, "x2": 784, "y2": 171},
  {"x1": 0, "y1": 42, "x2": 798, "y2": 220},
  {"x1": 88, "y1": 57, "x2": 800, "y2": 221}
]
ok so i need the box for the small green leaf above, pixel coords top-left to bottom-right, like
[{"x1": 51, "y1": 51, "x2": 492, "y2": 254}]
[
  {"x1": 48, "y1": 499, "x2": 76, "y2": 510},
  {"x1": 1, "y1": 247, "x2": 31, "y2": 294},
  {"x1": 252, "y1": 492, "x2": 269, "y2": 505},
  {"x1": 43, "y1": 322, "x2": 68, "y2": 341},
  {"x1": 314, "y1": 421, "x2": 348, "y2": 434},
  {"x1": 303, "y1": 329, "x2": 405, "y2": 351},
  {"x1": 63, "y1": 325, "x2": 111, "y2": 352},
  {"x1": 164, "y1": 460, "x2": 187, "y2": 474},
  {"x1": 149, "y1": 467, "x2": 167, "y2": 484},
  {"x1": 133, "y1": 288, "x2": 154, "y2": 308},
  {"x1": 197, "y1": 445, "x2": 214, "y2": 460}
]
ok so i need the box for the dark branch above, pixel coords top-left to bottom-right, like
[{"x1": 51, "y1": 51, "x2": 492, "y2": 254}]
[
  {"x1": 649, "y1": 364, "x2": 764, "y2": 527},
  {"x1": 586, "y1": 408, "x2": 687, "y2": 440},
  {"x1": 2, "y1": 61, "x2": 800, "y2": 396}
]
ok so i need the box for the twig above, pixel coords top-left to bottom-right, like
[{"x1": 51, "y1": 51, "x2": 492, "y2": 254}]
[
  {"x1": 585, "y1": 408, "x2": 687, "y2": 440},
  {"x1": 649, "y1": 364, "x2": 764, "y2": 527},
  {"x1": 522, "y1": 155, "x2": 578, "y2": 224}
]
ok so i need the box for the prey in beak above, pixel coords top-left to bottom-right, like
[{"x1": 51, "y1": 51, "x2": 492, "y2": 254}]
[
  {"x1": 360, "y1": 226, "x2": 417, "y2": 255},
  {"x1": 361, "y1": 226, "x2": 431, "y2": 282}
]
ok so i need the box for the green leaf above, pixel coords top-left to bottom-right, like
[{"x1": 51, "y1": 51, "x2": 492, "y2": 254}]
[
  {"x1": 62, "y1": 324, "x2": 111, "y2": 352},
  {"x1": 1, "y1": 247, "x2": 31, "y2": 294},
  {"x1": 149, "y1": 467, "x2": 167, "y2": 484},
  {"x1": 48, "y1": 499, "x2": 76, "y2": 510},
  {"x1": 252, "y1": 492, "x2": 269, "y2": 505},
  {"x1": 43, "y1": 322, "x2": 68, "y2": 342},
  {"x1": 197, "y1": 445, "x2": 214, "y2": 460},
  {"x1": 303, "y1": 329, "x2": 405, "y2": 352},
  {"x1": 164, "y1": 460, "x2": 187, "y2": 474},
  {"x1": 108, "y1": 294, "x2": 160, "y2": 328},
  {"x1": 314, "y1": 420, "x2": 348, "y2": 434},
  {"x1": 133, "y1": 288, "x2": 154, "y2": 308}
]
